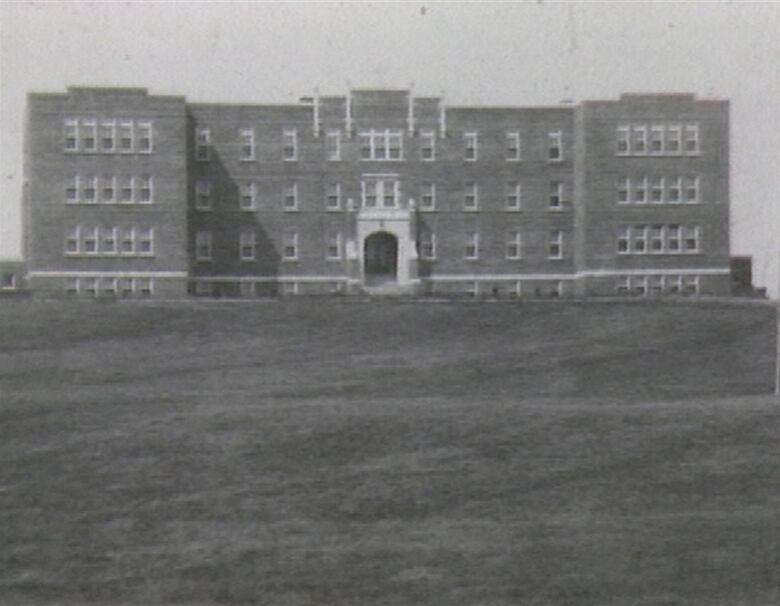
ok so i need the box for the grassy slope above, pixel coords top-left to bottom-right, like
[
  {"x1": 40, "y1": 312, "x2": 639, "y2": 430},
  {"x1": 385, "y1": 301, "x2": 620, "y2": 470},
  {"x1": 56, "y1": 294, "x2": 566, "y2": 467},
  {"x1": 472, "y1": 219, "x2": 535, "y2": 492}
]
[{"x1": 0, "y1": 299, "x2": 778, "y2": 605}]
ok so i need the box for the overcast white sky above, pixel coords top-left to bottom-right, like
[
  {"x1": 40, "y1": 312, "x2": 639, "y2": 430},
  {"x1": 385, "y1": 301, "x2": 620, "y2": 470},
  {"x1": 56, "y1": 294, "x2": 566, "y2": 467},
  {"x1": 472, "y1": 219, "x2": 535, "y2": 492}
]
[{"x1": 1, "y1": 1, "x2": 778, "y2": 295}]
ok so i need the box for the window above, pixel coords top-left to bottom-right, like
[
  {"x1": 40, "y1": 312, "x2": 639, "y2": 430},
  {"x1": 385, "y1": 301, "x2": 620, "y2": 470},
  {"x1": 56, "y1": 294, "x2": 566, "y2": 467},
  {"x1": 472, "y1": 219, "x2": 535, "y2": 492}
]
[
  {"x1": 631, "y1": 125, "x2": 646, "y2": 155},
  {"x1": 102, "y1": 176, "x2": 116, "y2": 203},
  {"x1": 634, "y1": 177, "x2": 647, "y2": 204},
  {"x1": 419, "y1": 231, "x2": 436, "y2": 260},
  {"x1": 667, "y1": 225, "x2": 681, "y2": 252},
  {"x1": 137, "y1": 121, "x2": 152, "y2": 153},
  {"x1": 196, "y1": 128, "x2": 211, "y2": 161},
  {"x1": 121, "y1": 227, "x2": 135, "y2": 254},
  {"x1": 195, "y1": 180, "x2": 212, "y2": 210},
  {"x1": 649, "y1": 275, "x2": 664, "y2": 296},
  {"x1": 240, "y1": 230, "x2": 256, "y2": 261},
  {"x1": 195, "y1": 231, "x2": 212, "y2": 261},
  {"x1": 82, "y1": 121, "x2": 97, "y2": 152},
  {"x1": 120, "y1": 177, "x2": 134, "y2": 204},
  {"x1": 119, "y1": 277, "x2": 134, "y2": 296},
  {"x1": 684, "y1": 124, "x2": 699, "y2": 154},
  {"x1": 66, "y1": 277, "x2": 79, "y2": 295},
  {"x1": 138, "y1": 228, "x2": 154, "y2": 255},
  {"x1": 138, "y1": 176, "x2": 152, "y2": 204},
  {"x1": 359, "y1": 129, "x2": 403, "y2": 160},
  {"x1": 506, "y1": 231, "x2": 522, "y2": 259},
  {"x1": 326, "y1": 130, "x2": 341, "y2": 161},
  {"x1": 505, "y1": 182, "x2": 521, "y2": 211},
  {"x1": 136, "y1": 277, "x2": 153, "y2": 296},
  {"x1": 506, "y1": 132, "x2": 521, "y2": 161},
  {"x1": 83, "y1": 277, "x2": 98, "y2": 297},
  {"x1": 684, "y1": 176, "x2": 699, "y2": 203},
  {"x1": 326, "y1": 232, "x2": 342, "y2": 260},
  {"x1": 667, "y1": 177, "x2": 681, "y2": 204},
  {"x1": 283, "y1": 182, "x2": 298, "y2": 210},
  {"x1": 102, "y1": 227, "x2": 117, "y2": 254},
  {"x1": 465, "y1": 231, "x2": 479, "y2": 259},
  {"x1": 119, "y1": 121, "x2": 134, "y2": 152},
  {"x1": 240, "y1": 182, "x2": 256, "y2": 210},
  {"x1": 419, "y1": 182, "x2": 436, "y2": 211},
  {"x1": 65, "y1": 119, "x2": 79, "y2": 151},
  {"x1": 617, "y1": 178, "x2": 630, "y2": 204},
  {"x1": 283, "y1": 129, "x2": 297, "y2": 160},
  {"x1": 650, "y1": 177, "x2": 664, "y2": 204},
  {"x1": 666, "y1": 124, "x2": 681, "y2": 154},
  {"x1": 632, "y1": 225, "x2": 647, "y2": 253},
  {"x1": 616, "y1": 125, "x2": 630, "y2": 155},
  {"x1": 420, "y1": 130, "x2": 435, "y2": 161},
  {"x1": 650, "y1": 125, "x2": 664, "y2": 154},
  {"x1": 65, "y1": 226, "x2": 79, "y2": 254},
  {"x1": 239, "y1": 128, "x2": 255, "y2": 161},
  {"x1": 239, "y1": 282, "x2": 255, "y2": 297},
  {"x1": 83, "y1": 176, "x2": 97, "y2": 203},
  {"x1": 667, "y1": 274, "x2": 682, "y2": 294},
  {"x1": 282, "y1": 281, "x2": 299, "y2": 296},
  {"x1": 548, "y1": 131, "x2": 562, "y2": 161},
  {"x1": 283, "y1": 232, "x2": 298, "y2": 260},
  {"x1": 683, "y1": 226, "x2": 699, "y2": 252},
  {"x1": 549, "y1": 181, "x2": 563, "y2": 209},
  {"x1": 101, "y1": 277, "x2": 117, "y2": 295},
  {"x1": 326, "y1": 183, "x2": 341, "y2": 210},
  {"x1": 631, "y1": 276, "x2": 647, "y2": 297},
  {"x1": 682, "y1": 275, "x2": 699, "y2": 294},
  {"x1": 466, "y1": 281, "x2": 479, "y2": 297},
  {"x1": 617, "y1": 227, "x2": 630, "y2": 254},
  {"x1": 464, "y1": 132, "x2": 478, "y2": 161},
  {"x1": 548, "y1": 230, "x2": 563, "y2": 259},
  {"x1": 100, "y1": 121, "x2": 116, "y2": 152},
  {"x1": 66, "y1": 176, "x2": 79, "y2": 203},
  {"x1": 464, "y1": 182, "x2": 478, "y2": 211},
  {"x1": 82, "y1": 226, "x2": 99, "y2": 255},
  {"x1": 649, "y1": 225, "x2": 664, "y2": 253},
  {"x1": 361, "y1": 178, "x2": 398, "y2": 209}
]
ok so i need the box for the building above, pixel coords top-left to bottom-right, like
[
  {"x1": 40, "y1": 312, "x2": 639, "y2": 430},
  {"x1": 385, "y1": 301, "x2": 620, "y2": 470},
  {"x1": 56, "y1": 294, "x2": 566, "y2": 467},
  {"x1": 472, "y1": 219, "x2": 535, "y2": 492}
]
[{"x1": 22, "y1": 86, "x2": 731, "y2": 298}]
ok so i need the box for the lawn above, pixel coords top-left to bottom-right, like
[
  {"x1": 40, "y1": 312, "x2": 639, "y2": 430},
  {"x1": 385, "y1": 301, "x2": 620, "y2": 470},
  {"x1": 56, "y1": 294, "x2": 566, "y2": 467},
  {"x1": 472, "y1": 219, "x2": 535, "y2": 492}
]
[{"x1": 1, "y1": 298, "x2": 778, "y2": 605}]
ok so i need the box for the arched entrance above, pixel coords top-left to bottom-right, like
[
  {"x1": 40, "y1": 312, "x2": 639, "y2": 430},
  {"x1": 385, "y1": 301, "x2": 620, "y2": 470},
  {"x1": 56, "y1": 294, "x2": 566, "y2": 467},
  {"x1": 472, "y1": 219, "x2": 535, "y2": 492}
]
[{"x1": 363, "y1": 231, "x2": 398, "y2": 284}]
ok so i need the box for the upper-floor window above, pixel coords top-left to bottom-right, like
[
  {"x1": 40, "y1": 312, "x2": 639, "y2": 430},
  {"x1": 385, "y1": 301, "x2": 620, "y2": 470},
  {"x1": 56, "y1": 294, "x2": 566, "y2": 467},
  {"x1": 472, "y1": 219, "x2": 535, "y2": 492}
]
[
  {"x1": 102, "y1": 175, "x2": 116, "y2": 203},
  {"x1": 100, "y1": 121, "x2": 116, "y2": 152},
  {"x1": 119, "y1": 177, "x2": 134, "y2": 204},
  {"x1": 418, "y1": 231, "x2": 436, "y2": 260},
  {"x1": 326, "y1": 183, "x2": 341, "y2": 210},
  {"x1": 506, "y1": 231, "x2": 522, "y2": 260},
  {"x1": 326, "y1": 130, "x2": 341, "y2": 161},
  {"x1": 548, "y1": 131, "x2": 563, "y2": 161},
  {"x1": 283, "y1": 182, "x2": 298, "y2": 210},
  {"x1": 119, "y1": 121, "x2": 134, "y2": 152},
  {"x1": 505, "y1": 182, "x2": 521, "y2": 211},
  {"x1": 82, "y1": 121, "x2": 97, "y2": 152},
  {"x1": 137, "y1": 121, "x2": 152, "y2": 153},
  {"x1": 83, "y1": 176, "x2": 97, "y2": 203},
  {"x1": 195, "y1": 180, "x2": 212, "y2": 210},
  {"x1": 64, "y1": 119, "x2": 151, "y2": 153},
  {"x1": 631, "y1": 125, "x2": 646, "y2": 155},
  {"x1": 359, "y1": 129, "x2": 403, "y2": 160},
  {"x1": 666, "y1": 124, "x2": 682, "y2": 154},
  {"x1": 617, "y1": 122, "x2": 699, "y2": 156},
  {"x1": 137, "y1": 227, "x2": 154, "y2": 256},
  {"x1": 617, "y1": 175, "x2": 699, "y2": 205},
  {"x1": 326, "y1": 232, "x2": 342, "y2": 260},
  {"x1": 684, "y1": 176, "x2": 699, "y2": 203},
  {"x1": 464, "y1": 132, "x2": 478, "y2": 161},
  {"x1": 240, "y1": 230, "x2": 256, "y2": 261},
  {"x1": 465, "y1": 231, "x2": 479, "y2": 260},
  {"x1": 239, "y1": 128, "x2": 255, "y2": 161},
  {"x1": 464, "y1": 182, "x2": 478, "y2": 211},
  {"x1": 617, "y1": 224, "x2": 700, "y2": 255},
  {"x1": 420, "y1": 182, "x2": 436, "y2": 211},
  {"x1": 282, "y1": 232, "x2": 298, "y2": 260},
  {"x1": 101, "y1": 228, "x2": 117, "y2": 255},
  {"x1": 66, "y1": 175, "x2": 79, "y2": 203},
  {"x1": 240, "y1": 182, "x2": 256, "y2": 210},
  {"x1": 283, "y1": 129, "x2": 298, "y2": 161},
  {"x1": 684, "y1": 124, "x2": 699, "y2": 154},
  {"x1": 506, "y1": 132, "x2": 521, "y2": 161},
  {"x1": 549, "y1": 181, "x2": 563, "y2": 209},
  {"x1": 196, "y1": 128, "x2": 211, "y2": 161},
  {"x1": 138, "y1": 176, "x2": 153, "y2": 204},
  {"x1": 549, "y1": 230, "x2": 564, "y2": 259},
  {"x1": 361, "y1": 177, "x2": 398, "y2": 208},
  {"x1": 64, "y1": 120, "x2": 79, "y2": 151},
  {"x1": 420, "y1": 130, "x2": 435, "y2": 161},
  {"x1": 195, "y1": 231, "x2": 212, "y2": 261}
]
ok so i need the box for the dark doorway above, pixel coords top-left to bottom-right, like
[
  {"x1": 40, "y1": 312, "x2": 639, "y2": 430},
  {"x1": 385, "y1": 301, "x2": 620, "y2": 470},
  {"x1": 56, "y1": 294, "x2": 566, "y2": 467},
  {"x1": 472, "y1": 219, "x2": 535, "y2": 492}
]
[{"x1": 364, "y1": 231, "x2": 398, "y2": 284}]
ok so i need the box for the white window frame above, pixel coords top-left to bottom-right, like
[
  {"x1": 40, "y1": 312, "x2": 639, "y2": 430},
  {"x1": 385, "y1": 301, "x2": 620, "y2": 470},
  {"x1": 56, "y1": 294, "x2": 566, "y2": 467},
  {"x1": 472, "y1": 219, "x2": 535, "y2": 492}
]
[
  {"x1": 632, "y1": 225, "x2": 647, "y2": 254},
  {"x1": 548, "y1": 230, "x2": 563, "y2": 260},
  {"x1": 137, "y1": 121, "x2": 153, "y2": 153},
  {"x1": 65, "y1": 226, "x2": 80, "y2": 255},
  {"x1": 136, "y1": 277, "x2": 153, "y2": 296},
  {"x1": 326, "y1": 182, "x2": 341, "y2": 211},
  {"x1": 616, "y1": 125, "x2": 630, "y2": 156},
  {"x1": 631, "y1": 125, "x2": 647, "y2": 156},
  {"x1": 195, "y1": 230, "x2": 213, "y2": 262},
  {"x1": 118, "y1": 121, "x2": 134, "y2": 153},
  {"x1": 666, "y1": 124, "x2": 682, "y2": 155},
  {"x1": 102, "y1": 175, "x2": 116, "y2": 204},
  {"x1": 196, "y1": 128, "x2": 211, "y2": 161},
  {"x1": 666, "y1": 225, "x2": 681, "y2": 253},
  {"x1": 419, "y1": 232, "x2": 436, "y2": 260},
  {"x1": 684, "y1": 123, "x2": 699, "y2": 155},
  {"x1": 195, "y1": 180, "x2": 212, "y2": 211},
  {"x1": 240, "y1": 230, "x2": 257, "y2": 261},
  {"x1": 464, "y1": 231, "x2": 479, "y2": 260},
  {"x1": 282, "y1": 281, "x2": 299, "y2": 296},
  {"x1": 326, "y1": 232, "x2": 342, "y2": 260},
  {"x1": 505, "y1": 182, "x2": 521, "y2": 211},
  {"x1": 359, "y1": 129, "x2": 404, "y2": 161},
  {"x1": 361, "y1": 177, "x2": 399, "y2": 209},
  {"x1": 420, "y1": 182, "x2": 436, "y2": 211},
  {"x1": 101, "y1": 276, "x2": 118, "y2": 295},
  {"x1": 283, "y1": 129, "x2": 298, "y2": 161},
  {"x1": 682, "y1": 275, "x2": 699, "y2": 294},
  {"x1": 617, "y1": 178, "x2": 630, "y2": 204},
  {"x1": 506, "y1": 231, "x2": 522, "y2": 260},
  {"x1": 137, "y1": 227, "x2": 154, "y2": 256},
  {"x1": 506, "y1": 131, "x2": 521, "y2": 162},
  {"x1": 464, "y1": 182, "x2": 479, "y2": 211},
  {"x1": 420, "y1": 130, "x2": 436, "y2": 161},
  {"x1": 83, "y1": 276, "x2": 98, "y2": 297},
  {"x1": 549, "y1": 181, "x2": 563, "y2": 210},
  {"x1": 66, "y1": 175, "x2": 80, "y2": 204},
  {"x1": 102, "y1": 227, "x2": 117, "y2": 255},
  {"x1": 650, "y1": 177, "x2": 665, "y2": 204},
  {"x1": 634, "y1": 176, "x2": 647, "y2": 204},
  {"x1": 240, "y1": 182, "x2": 257, "y2": 210},
  {"x1": 649, "y1": 225, "x2": 664, "y2": 253},
  {"x1": 617, "y1": 226, "x2": 630, "y2": 255},
  {"x1": 548, "y1": 131, "x2": 563, "y2": 162},
  {"x1": 464, "y1": 132, "x2": 478, "y2": 161},
  {"x1": 119, "y1": 176, "x2": 135, "y2": 204},
  {"x1": 326, "y1": 130, "x2": 341, "y2": 161},
  {"x1": 650, "y1": 124, "x2": 664, "y2": 155},
  {"x1": 82, "y1": 120, "x2": 97, "y2": 152},
  {"x1": 138, "y1": 176, "x2": 153, "y2": 204},
  {"x1": 120, "y1": 227, "x2": 135, "y2": 255},
  {"x1": 283, "y1": 182, "x2": 298, "y2": 211},
  {"x1": 82, "y1": 175, "x2": 97, "y2": 204},
  {"x1": 282, "y1": 232, "x2": 299, "y2": 260},
  {"x1": 82, "y1": 225, "x2": 99, "y2": 256},
  {"x1": 65, "y1": 119, "x2": 79, "y2": 151},
  {"x1": 683, "y1": 225, "x2": 700, "y2": 253},
  {"x1": 239, "y1": 128, "x2": 255, "y2": 161},
  {"x1": 684, "y1": 176, "x2": 699, "y2": 204},
  {"x1": 100, "y1": 120, "x2": 116, "y2": 153},
  {"x1": 667, "y1": 177, "x2": 682, "y2": 204}
]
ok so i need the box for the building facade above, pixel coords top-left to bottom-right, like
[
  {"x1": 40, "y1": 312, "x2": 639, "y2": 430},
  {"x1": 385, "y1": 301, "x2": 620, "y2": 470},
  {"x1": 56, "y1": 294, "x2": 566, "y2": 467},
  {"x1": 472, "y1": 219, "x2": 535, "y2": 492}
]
[{"x1": 22, "y1": 87, "x2": 730, "y2": 298}]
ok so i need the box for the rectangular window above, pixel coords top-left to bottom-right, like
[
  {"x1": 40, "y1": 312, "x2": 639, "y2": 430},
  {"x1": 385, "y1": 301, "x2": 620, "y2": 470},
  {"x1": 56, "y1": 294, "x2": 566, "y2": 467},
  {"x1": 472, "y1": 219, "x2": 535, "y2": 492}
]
[
  {"x1": 465, "y1": 231, "x2": 479, "y2": 259},
  {"x1": 83, "y1": 176, "x2": 97, "y2": 203},
  {"x1": 419, "y1": 231, "x2": 436, "y2": 260},
  {"x1": 420, "y1": 130, "x2": 435, "y2": 161},
  {"x1": 102, "y1": 227, "x2": 117, "y2": 254},
  {"x1": 684, "y1": 176, "x2": 699, "y2": 203},
  {"x1": 119, "y1": 121, "x2": 134, "y2": 152},
  {"x1": 361, "y1": 178, "x2": 398, "y2": 209},
  {"x1": 136, "y1": 277, "x2": 153, "y2": 296},
  {"x1": 667, "y1": 177, "x2": 681, "y2": 203},
  {"x1": 195, "y1": 180, "x2": 212, "y2": 210},
  {"x1": 119, "y1": 277, "x2": 134, "y2": 296},
  {"x1": 616, "y1": 125, "x2": 630, "y2": 155},
  {"x1": 548, "y1": 131, "x2": 562, "y2": 161},
  {"x1": 617, "y1": 178, "x2": 630, "y2": 204},
  {"x1": 283, "y1": 129, "x2": 298, "y2": 160},
  {"x1": 195, "y1": 231, "x2": 212, "y2": 261},
  {"x1": 283, "y1": 182, "x2": 298, "y2": 210},
  {"x1": 100, "y1": 121, "x2": 116, "y2": 152},
  {"x1": 649, "y1": 275, "x2": 664, "y2": 296},
  {"x1": 326, "y1": 183, "x2": 341, "y2": 210},
  {"x1": 359, "y1": 132, "x2": 372, "y2": 160},
  {"x1": 240, "y1": 182, "x2": 256, "y2": 210},
  {"x1": 549, "y1": 181, "x2": 563, "y2": 209},
  {"x1": 634, "y1": 177, "x2": 647, "y2": 204},
  {"x1": 66, "y1": 175, "x2": 79, "y2": 203},
  {"x1": 65, "y1": 277, "x2": 79, "y2": 295},
  {"x1": 631, "y1": 276, "x2": 648, "y2": 297},
  {"x1": 650, "y1": 124, "x2": 664, "y2": 154},
  {"x1": 65, "y1": 119, "x2": 79, "y2": 151},
  {"x1": 282, "y1": 281, "x2": 298, "y2": 296},
  {"x1": 505, "y1": 182, "x2": 521, "y2": 211},
  {"x1": 667, "y1": 274, "x2": 682, "y2": 294},
  {"x1": 137, "y1": 121, "x2": 152, "y2": 153},
  {"x1": 683, "y1": 226, "x2": 699, "y2": 253},
  {"x1": 667, "y1": 225, "x2": 681, "y2": 252},
  {"x1": 82, "y1": 120, "x2": 97, "y2": 152},
  {"x1": 464, "y1": 132, "x2": 478, "y2": 161},
  {"x1": 138, "y1": 228, "x2": 154, "y2": 255},
  {"x1": 388, "y1": 131, "x2": 402, "y2": 160},
  {"x1": 65, "y1": 226, "x2": 79, "y2": 254},
  {"x1": 506, "y1": 231, "x2": 522, "y2": 260},
  {"x1": 240, "y1": 230, "x2": 256, "y2": 261},
  {"x1": 464, "y1": 182, "x2": 478, "y2": 211},
  {"x1": 548, "y1": 230, "x2": 563, "y2": 259},
  {"x1": 617, "y1": 227, "x2": 630, "y2": 254},
  {"x1": 650, "y1": 177, "x2": 664, "y2": 204},
  {"x1": 239, "y1": 128, "x2": 255, "y2": 161},
  {"x1": 506, "y1": 131, "x2": 521, "y2": 161},
  {"x1": 283, "y1": 232, "x2": 298, "y2": 260},
  {"x1": 102, "y1": 175, "x2": 116, "y2": 203},
  {"x1": 326, "y1": 232, "x2": 342, "y2": 260},
  {"x1": 82, "y1": 226, "x2": 99, "y2": 255},
  {"x1": 666, "y1": 124, "x2": 682, "y2": 154},
  {"x1": 137, "y1": 176, "x2": 152, "y2": 204},
  {"x1": 83, "y1": 277, "x2": 98, "y2": 297},
  {"x1": 616, "y1": 276, "x2": 630, "y2": 295},
  {"x1": 358, "y1": 129, "x2": 404, "y2": 160},
  {"x1": 196, "y1": 128, "x2": 210, "y2": 161},
  {"x1": 632, "y1": 225, "x2": 647, "y2": 254},
  {"x1": 631, "y1": 125, "x2": 646, "y2": 155},
  {"x1": 120, "y1": 227, "x2": 135, "y2": 254},
  {"x1": 684, "y1": 123, "x2": 699, "y2": 154},
  {"x1": 421, "y1": 182, "x2": 436, "y2": 211},
  {"x1": 682, "y1": 275, "x2": 699, "y2": 294},
  {"x1": 326, "y1": 130, "x2": 341, "y2": 161},
  {"x1": 649, "y1": 225, "x2": 664, "y2": 253},
  {"x1": 120, "y1": 176, "x2": 134, "y2": 204}
]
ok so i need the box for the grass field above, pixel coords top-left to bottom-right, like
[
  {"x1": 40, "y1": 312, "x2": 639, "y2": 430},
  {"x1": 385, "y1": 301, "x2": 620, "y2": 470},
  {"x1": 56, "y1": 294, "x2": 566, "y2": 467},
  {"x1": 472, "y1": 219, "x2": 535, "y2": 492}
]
[{"x1": 1, "y1": 298, "x2": 778, "y2": 605}]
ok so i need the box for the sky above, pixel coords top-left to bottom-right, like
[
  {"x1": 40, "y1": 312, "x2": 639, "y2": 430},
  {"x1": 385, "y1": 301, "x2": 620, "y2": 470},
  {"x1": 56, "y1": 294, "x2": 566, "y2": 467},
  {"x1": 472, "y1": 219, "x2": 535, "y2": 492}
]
[{"x1": 1, "y1": 1, "x2": 778, "y2": 295}]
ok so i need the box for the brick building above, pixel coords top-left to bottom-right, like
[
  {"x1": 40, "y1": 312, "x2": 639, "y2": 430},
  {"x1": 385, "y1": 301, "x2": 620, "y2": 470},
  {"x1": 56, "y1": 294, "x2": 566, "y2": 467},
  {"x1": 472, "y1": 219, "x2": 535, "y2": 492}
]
[{"x1": 22, "y1": 86, "x2": 730, "y2": 298}]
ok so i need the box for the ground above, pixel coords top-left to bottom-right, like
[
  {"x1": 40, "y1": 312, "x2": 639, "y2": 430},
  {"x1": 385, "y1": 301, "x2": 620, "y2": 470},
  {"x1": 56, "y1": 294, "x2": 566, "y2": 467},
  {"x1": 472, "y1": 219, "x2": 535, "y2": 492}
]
[{"x1": 0, "y1": 297, "x2": 778, "y2": 605}]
